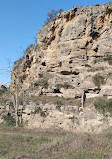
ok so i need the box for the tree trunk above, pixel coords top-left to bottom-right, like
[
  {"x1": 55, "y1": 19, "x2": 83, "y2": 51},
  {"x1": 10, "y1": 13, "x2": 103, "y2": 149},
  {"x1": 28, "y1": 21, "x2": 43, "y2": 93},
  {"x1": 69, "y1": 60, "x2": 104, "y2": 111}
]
[{"x1": 15, "y1": 92, "x2": 18, "y2": 127}]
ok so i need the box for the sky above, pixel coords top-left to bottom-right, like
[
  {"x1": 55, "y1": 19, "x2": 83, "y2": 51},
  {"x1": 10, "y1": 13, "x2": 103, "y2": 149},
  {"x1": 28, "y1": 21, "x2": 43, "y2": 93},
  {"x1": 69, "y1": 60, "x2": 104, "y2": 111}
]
[{"x1": 0, "y1": 0, "x2": 111, "y2": 84}]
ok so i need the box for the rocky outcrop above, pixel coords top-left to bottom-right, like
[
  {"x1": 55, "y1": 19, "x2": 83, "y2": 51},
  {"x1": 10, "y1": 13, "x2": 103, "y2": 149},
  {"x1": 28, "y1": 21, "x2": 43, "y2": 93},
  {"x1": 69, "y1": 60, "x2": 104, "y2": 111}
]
[{"x1": 10, "y1": 3, "x2": 112, "y2": 132}]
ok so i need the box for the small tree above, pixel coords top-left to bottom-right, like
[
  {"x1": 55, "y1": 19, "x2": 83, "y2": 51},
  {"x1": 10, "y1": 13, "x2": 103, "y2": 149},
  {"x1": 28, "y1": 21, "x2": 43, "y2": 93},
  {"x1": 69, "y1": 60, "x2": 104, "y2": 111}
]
[
  {"x1": 0, "y1": 62, "x2": 23, "y2": 127},
  {"x1": 45, "y1": 9, "x2": 64, "y2": 24}
]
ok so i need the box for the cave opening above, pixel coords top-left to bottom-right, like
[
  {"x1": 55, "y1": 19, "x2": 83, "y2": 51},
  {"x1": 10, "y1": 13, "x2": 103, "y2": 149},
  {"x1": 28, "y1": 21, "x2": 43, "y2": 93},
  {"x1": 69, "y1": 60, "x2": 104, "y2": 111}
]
[
  {"x1": 54, "y1": 89, "x2": 62, "y2": 93},
  {"x1": 26, "y1": 55, "x2": 29, "y2": 60},
  {"x1": 42, "y1": 62, "x2": 46, "y2": 66}
]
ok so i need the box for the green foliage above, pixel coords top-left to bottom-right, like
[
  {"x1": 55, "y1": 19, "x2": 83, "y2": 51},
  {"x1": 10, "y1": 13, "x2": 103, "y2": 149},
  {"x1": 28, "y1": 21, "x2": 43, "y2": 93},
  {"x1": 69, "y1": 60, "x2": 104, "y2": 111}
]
[
  {"x1": 1, "y1": 85, "x2": 7, "y2": 91},
  {"x1": 108, "y1": 1, "x2": 112, "y2": 5},
  {"x1": 105, "y1": 132, "x2": 112, "y2": 138},
  {"x1": 0, "y1": 85, "x2": 7, "y2": 95},
  {"x1": 40, "y1": 111, "x2": 46, "y2": 117},
  {"x1": 55, "y1": 101, "x2": 63, "y2": 111},
  {"x1": 32, "y1": 107, "x2": 46, "y2": 117},
  {"x1": 92, "y1": 74, "x2": 105, "y2": 88},
  {"x1": 45, "y1": 9, "x2": 64, "y2": 24},
  {"x1": 34, "y1": 78, "x2": 49, "y2": 89},
  {"x1": 0, "y1": 129, "x2": 52, "y2": 158},
  {"x1": 0, "y1": 98, "x2": 7, "y2": 105},
  {"x1": 0, "y1": 125, "x2": 112, "y2": 158},
  {"x1": 2, "y1": 115, "x2": 16, "y2": 126},
  {"x1": 104, "y1": 55, "x2": 112, "y2": 65},
  {"x1": 67, "y1": 150, "x2": 88, "y2": 159},
  {"x1": 94, "y1": 97, "x2": 112, "y2": 116}
]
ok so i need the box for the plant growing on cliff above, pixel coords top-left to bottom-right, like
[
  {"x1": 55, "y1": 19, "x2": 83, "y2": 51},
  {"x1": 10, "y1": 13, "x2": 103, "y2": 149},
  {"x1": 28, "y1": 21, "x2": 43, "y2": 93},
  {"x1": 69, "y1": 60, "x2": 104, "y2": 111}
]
[
  {"x1": 24, "y1": 44, "x2": 35, "y2": 55},
  {"x1": 32, "y1": 107, "x2": 47, "y2": 117},
  {"x1": 2, "y1": 115, "x2": 16, "y2": 126},
  {"x1": 92, "y1": 74, "x2": 105, "y2": 88},
  {"x1": 94, "y1": 97, "x2": 112, "y2": 116},
  {"x1": 104, "y1": 55, "x2": 112, "y2": 65},
  {"x1": 34, "y1": 78, "x2": 49, "y2": 89},
  {"x1": 0, "y1": 85, "x2": 8, "y2": 95},
  {"x1": 14, "y1": 44, "x2": 35, "y2": 65},
  {"x1": 55, "y1": 101, "x2": 63, "y2": 111},
  {"x1": 45, "y1": 9, "x2": 63, "y2": 24}
]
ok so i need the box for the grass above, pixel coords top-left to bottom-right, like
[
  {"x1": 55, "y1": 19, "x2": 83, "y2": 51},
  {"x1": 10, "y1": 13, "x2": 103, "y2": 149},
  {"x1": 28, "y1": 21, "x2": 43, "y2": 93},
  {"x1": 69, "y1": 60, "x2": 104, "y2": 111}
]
[
  {"x1": 67, "y1": 150, "x2": 88, "y2": 159},
  {"x1": 56, "y1": 82, "x2": 74, "y2": 89},
  {"x1": 0, "y1": 131, "x2": 52, "y2": 158},
  {"x1": 105, "y1": 132, "x2": 112, "y2": 138},
  {"x1": 28, "y1": 95, "x2": 81, "y2": 107},
  {"x1": 0, "y1": 125, "x2": 112, "y2": 159}
]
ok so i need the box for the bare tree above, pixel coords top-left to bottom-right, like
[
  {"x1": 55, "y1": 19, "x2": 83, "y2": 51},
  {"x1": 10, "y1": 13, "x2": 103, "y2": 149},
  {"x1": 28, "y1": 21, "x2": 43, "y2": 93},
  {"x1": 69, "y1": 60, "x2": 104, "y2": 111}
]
[
  {"x1": 0, "y1": 61, "x2": 22, "y2": 127},
  {"x1": 45, "y1": 9, "x2": 64, "y2": 24}
]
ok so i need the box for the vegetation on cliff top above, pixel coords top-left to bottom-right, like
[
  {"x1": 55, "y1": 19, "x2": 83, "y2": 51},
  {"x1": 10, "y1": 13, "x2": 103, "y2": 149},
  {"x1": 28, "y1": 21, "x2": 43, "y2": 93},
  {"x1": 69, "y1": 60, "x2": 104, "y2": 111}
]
[
  {"x1": 14, "y1": 44, "x2": 35, "y2": 65},
  {"x1": 45, "y1": 9, "x2": 64, "y2": 24}
]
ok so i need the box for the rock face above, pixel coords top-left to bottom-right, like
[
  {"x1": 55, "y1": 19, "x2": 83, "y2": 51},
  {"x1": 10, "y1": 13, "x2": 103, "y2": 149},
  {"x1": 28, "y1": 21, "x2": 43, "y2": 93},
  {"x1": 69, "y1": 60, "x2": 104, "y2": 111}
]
[{"x1": 11, "y1": 3, "x2": 112, "y2": 132}]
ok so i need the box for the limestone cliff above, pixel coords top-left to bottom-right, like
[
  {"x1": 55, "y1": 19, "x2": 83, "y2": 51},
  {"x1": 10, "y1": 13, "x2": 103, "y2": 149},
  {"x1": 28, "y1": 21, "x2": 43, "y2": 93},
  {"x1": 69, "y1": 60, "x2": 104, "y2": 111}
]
[{"x1": 11, "y1": 3, "x2": 112, "y2": 132}]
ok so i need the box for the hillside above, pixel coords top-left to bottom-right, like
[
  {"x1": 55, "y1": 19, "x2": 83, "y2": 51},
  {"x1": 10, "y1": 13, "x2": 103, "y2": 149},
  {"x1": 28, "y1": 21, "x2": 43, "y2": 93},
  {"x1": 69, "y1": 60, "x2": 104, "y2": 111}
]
[{"x1": 8, "y1": 3, "x2": 112, "y2": 132}]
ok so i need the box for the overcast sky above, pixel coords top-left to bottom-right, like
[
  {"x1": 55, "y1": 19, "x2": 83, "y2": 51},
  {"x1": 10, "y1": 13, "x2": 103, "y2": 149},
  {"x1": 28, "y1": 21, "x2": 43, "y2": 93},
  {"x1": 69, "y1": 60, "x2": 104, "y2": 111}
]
[{"x1": 0, "y1": 0, "x2": 111, "y2": 84}]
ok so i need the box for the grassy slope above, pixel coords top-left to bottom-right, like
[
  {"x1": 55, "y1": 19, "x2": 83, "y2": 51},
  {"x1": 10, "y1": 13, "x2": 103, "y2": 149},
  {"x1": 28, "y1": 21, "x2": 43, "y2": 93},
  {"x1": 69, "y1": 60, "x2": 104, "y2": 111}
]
[{"x1": 0, "y1": 125, "x2": 112, "y2": 159}]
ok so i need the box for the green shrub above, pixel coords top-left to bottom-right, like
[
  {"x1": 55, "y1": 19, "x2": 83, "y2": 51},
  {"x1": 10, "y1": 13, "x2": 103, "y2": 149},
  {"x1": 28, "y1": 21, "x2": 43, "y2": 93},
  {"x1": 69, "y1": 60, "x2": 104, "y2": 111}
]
[
  {"x1": 40, "y1": 111, "x2": 46, "y2": 117},
  {"x1": 3, "y1": 115, "x2": 16, "y2": 126},
  {"x1": 105, "y1": 132, "x2": 112, "y2": 138},
  {"x1": 34, "y1": 78, "x2": 49, "y2": 89},
  {"x1": 94, "y1": 97, "x2": 112, "y2": 116},
  {"x1": 55, "y1": 101, "x2": 63, "y2": 111},
  {"x1": 0, "y1": 99, "x2": 7, "y2": 105},
  {"x1": 92, "y1": 74, "x2": 105, "y2": 88},
  {"x1": 105, "y1": 8, "x2": 112, "y2": 15},
  {"x1": 104, "y1": 56, "x2": 112, "y2": 65},
  {"x1": 34, "y1": 82, "x2": 39, "y2": 87},
  {"x1": 32, "y1": 107, "x2": 46, "y2": 117},
  {"x1": 0, "y1": 85, "x2": 7, "y2": 95},
  {"x1": 1, "y1": 85, "x2": 7, "y2": 91}
]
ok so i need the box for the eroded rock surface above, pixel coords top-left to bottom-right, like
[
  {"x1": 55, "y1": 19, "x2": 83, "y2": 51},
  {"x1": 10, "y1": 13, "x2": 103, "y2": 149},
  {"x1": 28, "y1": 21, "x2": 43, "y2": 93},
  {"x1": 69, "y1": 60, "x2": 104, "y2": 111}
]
[{"x1": 10, "y1": 3, "x2": 112, "y2": 132}]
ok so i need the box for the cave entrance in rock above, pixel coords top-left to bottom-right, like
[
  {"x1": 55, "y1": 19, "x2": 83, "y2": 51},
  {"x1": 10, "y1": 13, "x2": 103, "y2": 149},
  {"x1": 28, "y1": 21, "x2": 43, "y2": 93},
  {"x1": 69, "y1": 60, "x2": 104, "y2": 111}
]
[
  {"x1": 54, "y1": 88, "x2": 61, "y2": 93},
  {"x1": 42, "y1": 62, "x2": 46, "y2": 66}
]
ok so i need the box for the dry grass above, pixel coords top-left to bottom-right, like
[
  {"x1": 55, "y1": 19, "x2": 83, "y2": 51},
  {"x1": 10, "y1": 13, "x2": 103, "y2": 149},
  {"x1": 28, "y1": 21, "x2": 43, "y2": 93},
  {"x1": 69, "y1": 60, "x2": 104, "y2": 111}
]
[
  {"x1": 29, "y1": 95, "x2": 81, "y2": 107},
  {"x1": 0, "y1": 125, "x2": 112, "y2": 159}
]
